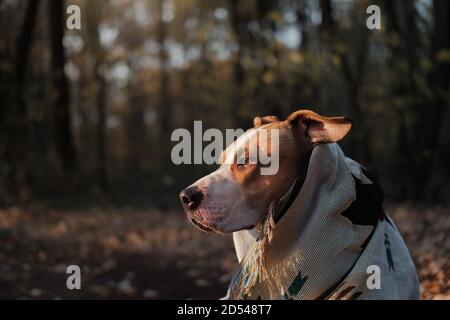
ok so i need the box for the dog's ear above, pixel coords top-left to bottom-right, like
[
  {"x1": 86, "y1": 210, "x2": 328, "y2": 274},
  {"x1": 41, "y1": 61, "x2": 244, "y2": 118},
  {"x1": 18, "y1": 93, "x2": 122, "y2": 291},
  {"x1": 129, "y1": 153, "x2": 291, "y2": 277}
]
[
  {"x1": 286, "y1": 109, "x2": 352, "y2": 144},
  {"x1": 253, "y1": 115, "x2": 280, "y2": 128}
]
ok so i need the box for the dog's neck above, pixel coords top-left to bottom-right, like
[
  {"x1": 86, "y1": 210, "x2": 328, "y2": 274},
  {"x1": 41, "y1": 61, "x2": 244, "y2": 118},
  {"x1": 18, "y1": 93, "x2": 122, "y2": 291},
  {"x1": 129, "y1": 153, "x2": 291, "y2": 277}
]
[
  {"x1": 252, "y1": 154, "x2": 310, "y2": 233},
  {"x1": 273, "y1": 153, "x2": 311, "y2": 224}
]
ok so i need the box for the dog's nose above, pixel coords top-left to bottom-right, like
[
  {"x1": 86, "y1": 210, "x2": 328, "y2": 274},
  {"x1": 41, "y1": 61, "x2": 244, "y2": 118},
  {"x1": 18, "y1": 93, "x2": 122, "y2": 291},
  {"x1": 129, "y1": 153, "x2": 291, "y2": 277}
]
[{"x1": 179, "y1": 186, "x2": 203, "y2": 211}]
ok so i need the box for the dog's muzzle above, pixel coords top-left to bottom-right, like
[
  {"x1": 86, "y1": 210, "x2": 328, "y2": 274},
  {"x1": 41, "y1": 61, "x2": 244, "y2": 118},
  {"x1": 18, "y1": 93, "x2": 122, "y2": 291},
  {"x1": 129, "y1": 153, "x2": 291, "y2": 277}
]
[{"x1": 180, "y1": 186, "x2": 214, "y2": 233}]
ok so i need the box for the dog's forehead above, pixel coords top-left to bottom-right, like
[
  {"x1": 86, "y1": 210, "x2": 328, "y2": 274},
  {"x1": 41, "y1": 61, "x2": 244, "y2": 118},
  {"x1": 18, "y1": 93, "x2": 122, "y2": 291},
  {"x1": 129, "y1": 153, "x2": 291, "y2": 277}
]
[
  {"x1": 220, "y1": 123, "x2": 286, "y2": 163},
  {"x1": 220, "y1": 128, "x2": 256, "y2": 163}
]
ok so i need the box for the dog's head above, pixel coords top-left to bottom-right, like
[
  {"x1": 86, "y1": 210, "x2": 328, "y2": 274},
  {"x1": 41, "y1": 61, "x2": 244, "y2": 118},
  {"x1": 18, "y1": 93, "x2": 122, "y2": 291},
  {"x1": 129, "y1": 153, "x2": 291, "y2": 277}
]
[{"x1": 180, "y1": 109, "x2": 352, "y2": 234}]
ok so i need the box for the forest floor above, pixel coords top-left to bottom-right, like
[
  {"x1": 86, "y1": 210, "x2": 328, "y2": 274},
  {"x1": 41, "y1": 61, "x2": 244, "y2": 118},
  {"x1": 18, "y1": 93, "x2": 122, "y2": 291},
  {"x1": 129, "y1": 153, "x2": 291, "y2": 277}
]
[{"x1": 0, "y1": 204, "x2": 448, "y2": 300}]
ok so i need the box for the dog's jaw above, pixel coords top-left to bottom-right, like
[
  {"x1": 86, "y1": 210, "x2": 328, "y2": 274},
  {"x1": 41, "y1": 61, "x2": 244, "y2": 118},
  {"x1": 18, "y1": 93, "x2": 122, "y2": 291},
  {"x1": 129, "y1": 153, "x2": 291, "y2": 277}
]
[{"x1": 186, "y1": 192, "x2": 262, "y2": 234}]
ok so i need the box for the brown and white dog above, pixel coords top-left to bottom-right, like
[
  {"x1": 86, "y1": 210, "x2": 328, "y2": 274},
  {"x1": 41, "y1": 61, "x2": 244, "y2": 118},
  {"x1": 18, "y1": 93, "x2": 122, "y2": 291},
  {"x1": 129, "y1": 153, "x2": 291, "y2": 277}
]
[
  {"x1": 179, "y1": 109, "x2": 351, "y2": 234},
  {"x1": 179, "y1": 109, "x2": 419, "y2": 300}
]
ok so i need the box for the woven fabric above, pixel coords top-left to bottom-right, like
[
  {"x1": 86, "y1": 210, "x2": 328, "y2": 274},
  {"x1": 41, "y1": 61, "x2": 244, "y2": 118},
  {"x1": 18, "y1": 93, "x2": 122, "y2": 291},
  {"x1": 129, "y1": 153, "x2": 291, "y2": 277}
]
[{"x1": 226, "y1": 143, "x2": 420, "y2": 300}]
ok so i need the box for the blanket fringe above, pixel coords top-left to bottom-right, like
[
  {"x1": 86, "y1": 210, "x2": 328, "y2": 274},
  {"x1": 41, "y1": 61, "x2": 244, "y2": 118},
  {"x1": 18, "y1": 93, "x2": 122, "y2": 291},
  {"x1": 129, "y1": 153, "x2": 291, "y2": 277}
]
[{"x1": 229, "y1": 202, "x2": 276, "y2": 299}]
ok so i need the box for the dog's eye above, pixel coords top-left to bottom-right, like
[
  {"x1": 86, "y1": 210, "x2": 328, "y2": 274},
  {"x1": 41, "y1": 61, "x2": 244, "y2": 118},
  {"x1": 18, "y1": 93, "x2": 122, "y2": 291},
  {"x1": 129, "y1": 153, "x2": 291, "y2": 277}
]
[
  {"x1": 237, "y1": 160, "x2": 248, "y2": 168},
  {"x1": 236, "y1": 157, "x2": 259, "y2": 168},
  {"x1": 236, "y1": 157, "x2": 250, "y2": 167}
]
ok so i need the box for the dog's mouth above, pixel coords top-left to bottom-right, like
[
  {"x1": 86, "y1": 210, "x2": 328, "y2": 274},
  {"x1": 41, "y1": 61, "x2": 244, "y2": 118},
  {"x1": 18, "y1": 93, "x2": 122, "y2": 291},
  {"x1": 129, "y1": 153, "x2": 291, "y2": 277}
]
[
  {"x1": 190, "y1": 217, "x2": 214, "y2": 233},
  {"x1": 189, "y1": 216, "x2": 255, "y2": 234}
]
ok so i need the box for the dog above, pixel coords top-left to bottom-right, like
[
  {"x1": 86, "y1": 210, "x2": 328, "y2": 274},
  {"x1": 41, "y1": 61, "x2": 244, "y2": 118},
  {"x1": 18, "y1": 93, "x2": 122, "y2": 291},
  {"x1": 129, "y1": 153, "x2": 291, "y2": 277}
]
[{"x1": 180, "y1": 109, "x2": 420, "y2": 300}]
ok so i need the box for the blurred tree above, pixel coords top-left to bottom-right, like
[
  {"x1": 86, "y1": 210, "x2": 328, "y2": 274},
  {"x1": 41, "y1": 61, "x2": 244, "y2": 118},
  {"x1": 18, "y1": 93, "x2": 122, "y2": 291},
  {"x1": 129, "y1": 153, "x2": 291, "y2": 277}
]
[
  {"x1": 48, "y1": 0, "x2": 77, "y2": 175},
  {"x1": 382, "y1": 0, "x2": 413, "y2": 198},
  {"x1": 254, "y1": 0, "x2": 283, "y2": 117},
  {"x1": 319, "y1": 0, "x2": 372, "y2": 167},
  {"x1": 4, "y1": 0, "x2": 41, "y2": 200},
  {"x1": 426, "y1": 0, "x2": 450, "y2": 199},
  {"x1": 86, "y1": 0, "x2": 108, "y2": 190},
  {"x1": 158, "y1": 0, "x2": 173, "y2": 166},
  {"x1": 0, "y1": 0, "x2": 448, "y2": 205},
  {"x1": 229, "y1": 0, "x2": 248, "y2": 127},
  {"x1": 383, "y1": 0, "x2": 449, "y2": 200}
]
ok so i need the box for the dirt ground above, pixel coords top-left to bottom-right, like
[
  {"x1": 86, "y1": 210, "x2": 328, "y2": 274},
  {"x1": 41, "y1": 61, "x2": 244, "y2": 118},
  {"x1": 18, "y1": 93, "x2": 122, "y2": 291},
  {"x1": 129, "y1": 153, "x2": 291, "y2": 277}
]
[{"x1": 0, "y1": 204, "x2": 448, "y2": 299}]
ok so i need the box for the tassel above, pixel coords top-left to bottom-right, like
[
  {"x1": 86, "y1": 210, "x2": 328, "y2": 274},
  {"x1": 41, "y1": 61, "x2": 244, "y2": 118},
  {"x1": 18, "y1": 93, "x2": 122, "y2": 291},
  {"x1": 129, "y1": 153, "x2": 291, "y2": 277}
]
[{"x1": 229, "y1": 202, "x2": 277, "y2": 299}]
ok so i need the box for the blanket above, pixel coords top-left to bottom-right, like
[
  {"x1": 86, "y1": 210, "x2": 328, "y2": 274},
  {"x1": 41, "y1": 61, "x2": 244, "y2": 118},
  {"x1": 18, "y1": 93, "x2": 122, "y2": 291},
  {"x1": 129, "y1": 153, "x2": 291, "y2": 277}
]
[{"x1": 226, "y1": 143, "x2": 420, "y2": 300}]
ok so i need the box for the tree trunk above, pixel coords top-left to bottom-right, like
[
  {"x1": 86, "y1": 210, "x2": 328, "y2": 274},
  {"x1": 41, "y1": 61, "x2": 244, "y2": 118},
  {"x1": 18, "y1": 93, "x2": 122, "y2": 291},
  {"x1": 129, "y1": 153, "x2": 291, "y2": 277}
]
[
  {"x1": 259, "y1": 0, "x2": 287, "y2": 117},
  {"x1": 229, "y1": 0, "x2": 247, "y2": 128},
  {"x1": 319, "y1": 0, "x2": 335, "y2": 31},
  {"x1": 13, "y1": 0, "x2": 40, "y2": 118},
  {"x1": 158, "y1": 0, "x2": 173, "y2": 166},
  {"x1": 95, "y1": 71, "x2": 107, "y2": 190},
  {"x1": 87, "y1": 1, "x2": 108, "y2": 190},
  {"x1": 4, "y1": 0, "x2": 41, "y2": 198},
  {"x1": 295, "y1": 0, "x2": 318, "y2": 108},
  {"x1": 382, "y1": 0, "x2": 410, "y2": 198},
  {"x1": 48, "y1": 0, "x2": 77, "y2": 175}
]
